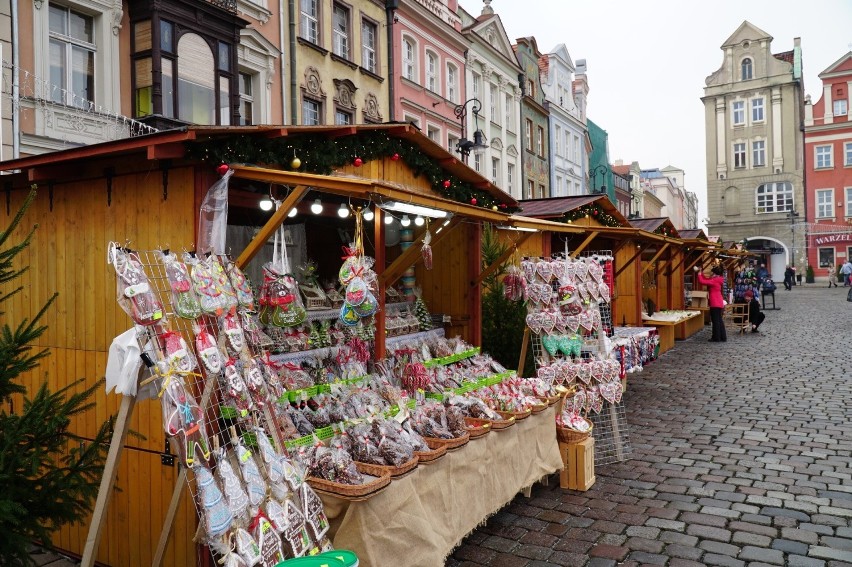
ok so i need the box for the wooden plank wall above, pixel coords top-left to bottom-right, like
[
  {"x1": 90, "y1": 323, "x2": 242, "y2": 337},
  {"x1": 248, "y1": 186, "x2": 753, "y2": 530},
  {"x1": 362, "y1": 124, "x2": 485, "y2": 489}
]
[
  {"x1": 614, "y1": 242, "x2": 641, "y2": 326},
  {"x1": 669, "y1": 249, "x2": 685, "y2": 309},
  {"x1": 1, "y1": 168, "x2": 199, "y2": 565},
  {"x1": 657, "y1": 258, "x2": 671, "y2": 310},
  {"x1": 415, "y1": 221, "x2": 473, "y2": 342},
  {"x1": 336, "y1": 156, "x2": 438, "y2": 197}
]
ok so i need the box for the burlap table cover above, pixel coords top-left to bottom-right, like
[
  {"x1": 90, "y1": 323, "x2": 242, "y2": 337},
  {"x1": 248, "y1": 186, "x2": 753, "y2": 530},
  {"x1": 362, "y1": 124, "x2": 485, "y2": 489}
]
[{"x1": 318, "y1": 406, "x2": 562, "y2": 566}]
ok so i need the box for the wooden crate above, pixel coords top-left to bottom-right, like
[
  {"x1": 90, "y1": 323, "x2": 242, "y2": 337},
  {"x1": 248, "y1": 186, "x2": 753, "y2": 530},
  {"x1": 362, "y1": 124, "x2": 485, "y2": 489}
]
[{"x1": 559, "y1": 438, "x2": 596, "y2": 491}]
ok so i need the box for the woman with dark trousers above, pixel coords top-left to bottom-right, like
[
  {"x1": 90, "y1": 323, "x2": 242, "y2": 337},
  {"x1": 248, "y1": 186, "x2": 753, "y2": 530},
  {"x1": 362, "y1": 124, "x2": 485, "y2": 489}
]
[
  {"x1": 783, "y1": 265, "x2": 795, "y2": 290},
  {"x1": 695, "y1": 264, "x2": 727, "y2": 342}
]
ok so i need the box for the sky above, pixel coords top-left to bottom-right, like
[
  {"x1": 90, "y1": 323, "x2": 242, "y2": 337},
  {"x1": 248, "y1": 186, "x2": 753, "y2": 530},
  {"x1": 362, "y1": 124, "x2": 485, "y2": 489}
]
[{"x1": 458, "y1": 0, "x2": 852, "y2": 228}]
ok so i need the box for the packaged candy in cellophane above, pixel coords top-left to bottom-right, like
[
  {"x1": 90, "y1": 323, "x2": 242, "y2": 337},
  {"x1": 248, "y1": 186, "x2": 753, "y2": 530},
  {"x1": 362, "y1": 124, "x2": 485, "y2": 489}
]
[
  {"x1": 160, "y1": 250, "x2": 202, "y2": 319},
  {"x1": 421, "y1": 229, "x2": 433, "y2": 270},
  {"x1": 193, "y1": 463, "x2": 233, "y2": 540},
  {"x1": 503, "y1": 265, "x2": 526, "y2": 302},
  {"x1": 185, "y1": 252, "x2": 230, "y2": 315},
  {"x1": 160, "y1": 377, "x2": 210, "y2": 467},
  {"x1": 109, "y1": 245, "x2": 164, "y2": 326}
]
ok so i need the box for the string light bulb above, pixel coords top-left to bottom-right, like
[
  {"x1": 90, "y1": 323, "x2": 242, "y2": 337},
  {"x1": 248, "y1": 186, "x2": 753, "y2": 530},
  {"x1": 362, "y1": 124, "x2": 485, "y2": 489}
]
[
  {"x1": 310, "y1": 199, "x2": 323, "y2": 214},
  {"x1": 337, "y1": 203, "x2": 350, "y2": 218},
  {"x1": 400, "y1": 215, "x2": 411, "y2": 227},
  {"x1": 384, "y1": 213, "x2": 394, "y2": 225},
  {"x1": 414, "y1": 215, "x2": 425, "y2": 227},
  {"x1": 259, "y1": 198, "x2": 273, "y2": 211},
  {"x1": 288, "y1": 206, "x2": 298, "y2": 218},
  {"x1": 363, "y1": 207, "x2": 374, "y2": 221}
]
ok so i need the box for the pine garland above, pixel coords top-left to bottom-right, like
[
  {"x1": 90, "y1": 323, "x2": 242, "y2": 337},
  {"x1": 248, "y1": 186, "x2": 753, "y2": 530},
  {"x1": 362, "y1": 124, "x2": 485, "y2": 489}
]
[
  {"x1": 187, "y1": 131, "x2": 519, "y2": 213},
  {"x1": 563, "y1": 204, "x2": 621, "y2": 227}
]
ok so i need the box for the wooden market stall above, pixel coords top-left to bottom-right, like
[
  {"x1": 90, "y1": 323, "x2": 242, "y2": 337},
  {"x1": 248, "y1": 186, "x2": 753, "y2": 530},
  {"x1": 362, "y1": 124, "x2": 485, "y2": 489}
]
[
  {"x1": 0, "y1": 124, "x2": 563, "y2": 567},
  {"x1": 678, "y1": 229, "x2": 719, "y2": 324}
]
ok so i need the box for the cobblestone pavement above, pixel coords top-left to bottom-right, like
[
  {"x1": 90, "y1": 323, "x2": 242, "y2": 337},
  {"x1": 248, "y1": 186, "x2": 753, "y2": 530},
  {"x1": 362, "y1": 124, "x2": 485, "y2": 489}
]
[{"x1": 448, "y1": 286, "x2": 852, "y2": 567}]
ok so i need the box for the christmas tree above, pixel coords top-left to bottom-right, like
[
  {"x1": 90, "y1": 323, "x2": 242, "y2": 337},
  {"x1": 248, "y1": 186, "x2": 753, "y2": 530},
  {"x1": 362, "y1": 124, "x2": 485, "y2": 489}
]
[
  {"x1": 0, "y1": 188, "x2": 110, "y2": 564},
  {"x1": 413, "y1": 290, "x2": 432, "y2": 331}
]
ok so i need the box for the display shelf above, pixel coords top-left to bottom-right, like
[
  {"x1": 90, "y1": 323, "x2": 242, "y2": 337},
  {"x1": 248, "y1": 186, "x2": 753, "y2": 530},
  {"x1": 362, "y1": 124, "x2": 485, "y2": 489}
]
[
  {"x1": 424, "y1": 371, "x2": 515, "y2": 401},
  {"x1": 423, "y1": 347, "x2": 481, "y2": 368},
  {"x1": 385, "y1": 327, "x2": 445, "y2": 346},
  {"x1": 303, "y1": 301, "x2": 413, "y2": 322}
]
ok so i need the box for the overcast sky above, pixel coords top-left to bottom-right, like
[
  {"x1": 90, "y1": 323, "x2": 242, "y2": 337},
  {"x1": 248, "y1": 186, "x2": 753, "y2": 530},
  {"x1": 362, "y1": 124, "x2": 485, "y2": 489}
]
[{"x1": 459, "y1": 0, "x2": 852, "y2": 227}]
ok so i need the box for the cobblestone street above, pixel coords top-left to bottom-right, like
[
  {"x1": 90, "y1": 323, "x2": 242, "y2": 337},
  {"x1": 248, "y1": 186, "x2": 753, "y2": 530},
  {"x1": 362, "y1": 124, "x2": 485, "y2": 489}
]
[{"x1": 448, "y1": 286, "x2": 852, "y2": 567}]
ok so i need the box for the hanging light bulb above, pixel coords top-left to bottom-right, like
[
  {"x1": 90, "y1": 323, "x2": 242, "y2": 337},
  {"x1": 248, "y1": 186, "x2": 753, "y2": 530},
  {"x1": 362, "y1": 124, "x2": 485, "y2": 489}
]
[
  {"x1": 363, "y1": 207, "x2": 374, "y2": 221},
  {"x1": 310, "y1": 199, "x2": 323, "y2": 214},
  {"x1": 337, "y1": 203, "x2": 350, "y2": 218},
  {"x1": 288, "y1": 206, "x2": 298, "y2": 218},
  {"x1": 400, "y1": 215, "x2": 411, "y2": 227},
  {"x1": 384, "y1": 213, "x2": 394, "y2": 225},
  {"x1": 259, "y1": 198, "x2": 274, "y2": 211},
  {"x1": 414, "y1": 215, "x2": 425, "y2": 227}
]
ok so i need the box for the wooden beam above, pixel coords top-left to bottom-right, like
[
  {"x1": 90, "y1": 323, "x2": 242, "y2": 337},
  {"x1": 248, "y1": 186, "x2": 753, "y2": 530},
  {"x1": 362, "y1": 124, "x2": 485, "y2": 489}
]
[
  {"x1": 570, "y1": 230, "x2": 600, "y2": 258},
  {"x1": 468, "y1": 222, "x2": 483, "y2": 347},
  {"x1": 614, "y1": 242, "x2": 644, "y2": 278},
  {"x1": 235, "y1": 185, "x2": 308, "y2": 268},
  {"x1": 373, "y1": 208, "x2": 387, "y2": 360},
  {"x1": 379, "y1": 216, "x2": 462, "y2": 287},
  {"x1": 517, "y1": 327, "x2": 530, "y2": 377},
  {"x1": 328, "y1": 127, "x2": 358, "y2": 139},
  {"x1": 665, "y1": 253, "x2": 688, "y2": 276},
  {"x1": 642, "y1": 243, "x2": 670, "y2": 274},
  {"x1": 262, "y1": 128, "x2": 289, "y2": 138},
  {"x1": 474, "y1": 231, "x2": 533, "y2": 286},
  {"x1": 147, "y1": 143, "x2": 186, "y2": 160}
]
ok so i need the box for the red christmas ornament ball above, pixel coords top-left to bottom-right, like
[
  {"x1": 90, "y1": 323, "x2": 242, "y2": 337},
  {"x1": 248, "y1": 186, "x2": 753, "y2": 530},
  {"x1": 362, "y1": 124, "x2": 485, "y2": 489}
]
[
  {"x1": 353, "y1": 157, "x2": 363, "y2": 167},
  {"x1": 443, "y1": 179, "x2": 451, "y2": 188},
  {"x1": 499, "y1": 203, "x2": 507, "y2": 209},
  {"x1": 216, "y1": 164, "x2": 229, "y2": 176},
  {"x1": 470, "y1": 197, "x2": 478, "y2": 206},
  {"x1": 593, "y1": 210, "x2": 599, "y2": 216},
  {"x1": 391, "y1": 153, "x2": 400, "y2": 161}
]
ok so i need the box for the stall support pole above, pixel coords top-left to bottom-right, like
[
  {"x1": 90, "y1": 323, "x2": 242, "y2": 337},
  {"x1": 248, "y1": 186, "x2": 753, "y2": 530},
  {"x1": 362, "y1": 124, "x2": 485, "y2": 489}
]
[
  {"x1": 468, "y1": 222, "x2": 482, "y2": 347},
  {"x1": 570, "y1": 231, "x2": 600, "y2": 258},
  {"x1": 374, "y1": 207, "x2": 387, "y2": 360},
  {"x1": 235, "y1": 185, "x2": 309, "y2": 269},
  {"x1": 517, "y1": 327, "x2": 530, "y2": 377}
]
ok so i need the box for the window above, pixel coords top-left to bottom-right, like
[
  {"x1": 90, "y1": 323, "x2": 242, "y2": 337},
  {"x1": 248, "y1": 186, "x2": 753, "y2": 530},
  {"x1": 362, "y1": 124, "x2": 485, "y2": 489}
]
[
  {"x1": 526, "y1": 78, "x2": 535, "y2": 98},
  {"x1": 332, "y1": 4, "x2": 349, "y2": 59},
  {"x1": 556, "y1": 175, "x2": 563, "y2": 195},
  {"x1": 448, "y1": 134, "x2": 459, "y2": 154},
  {"x1": 732, "y1": 101, "x2": 745, "y2": 125},
  {"x1": 755, "y1": 181, "x2": 793, "y2": 213},
  {"x1": 334, "y1": 110, "x2": 352, "y2": 124},
  {"x1": 834, "y1": 99, "x2": 848, "y2": 116},
  {"x1": 402, "y1": 38, "x2": 415, "y2": 81},
  {"x1": 816, "y1": 145, "x2": 833, "y2": 169},
  {"x1": 741, "y1": 58, "x2": 752, "y2": 80},
  {"x1": 48, "y1": 4, "x2": 95, "y2": 107},
  {"x1": 525, "y1": 119, "x2": 532, "y2": 151},
  {"x1": 733, "y1": 142, "x2": 746, "y2": 168},
  {"x1": 427, "y1": 125, "x2": 439, "y2": 142},
  {"x1": 819, "y1": 248, "x2": 835, "y2": 269},
  {"x1": 846, "y1": 187, "x2": 852, "y2": 218},
  {"x1": 554, "y1": 126, "x2": 561, "y2": 156},
  {"x1": 539, "y1": 184, "x2": 546, "y2": 197},
  {"x1": 846, "y1": 142, "x2": 852, "y2": 166},
  {"x1": 238, "y1": 72, "x2": 253, "y2": 125},
  {"x1": 536, "y1": 126, "x2": 544, "y2": 156},
  {"x1": 752, "y1": 140, "x2": 765, "y2": 167},
  {"x1": 300, "y1": 0, "x2": 319, "y2": 44},
  {"x1": 527, "y1": 180, "x2": 534, "y2": 199},
  {"x1": 572, "y1": 134, "x2": 579, "y2": 164},
  {"x1": 472, "y1": 72, "x2": 481, "y2": 98},
  {"x1": 446, "y1": 64, "x2": 457, "y2": 103},
  {"x1": 752, "y1": 98, "x2": 764, "y2": 122},
  {"x1": 816, "y1": 189, "x2": 834, "y2": 218},
  {"x1": 302, "y1": 98, "x2": 321, "y2": 125},
  {"x1": 177, "y1": 34, "x2": 216, "y2": 124},
  {"x1": 504, "y1": 93, "x2": 512, "y2": 129},
  {"x1": 426, "y1": 52, "x2": 437, "y2": 93},
  {"x1": 474, "y1": 153, "x2": 482, "y2": 172},
  {"x1": 491, "y1": 158, "x2": 500, "y2": 185},
  {"x1": 361, "y1": 20, "x2": 376, "y2": 72},
  {"x1": 507, "y1": 163, "x2": 514, "y2": 187},
  {"x1": 489, "y1": 84, "x2": 497, "y2": 121}
]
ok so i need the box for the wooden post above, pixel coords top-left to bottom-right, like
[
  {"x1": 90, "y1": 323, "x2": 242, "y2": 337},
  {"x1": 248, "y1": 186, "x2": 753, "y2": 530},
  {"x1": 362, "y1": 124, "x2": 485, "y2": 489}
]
[
  {"x1": 468, "y1": 222, "x2": 482, "y2": 347},
  {"x1": 373, "y1": 207, "x2": 387, "y2": 360},
  {"x1": 517, "y1": 327, "x2": 530, "y2": 376},
  {"x1": 570, "y1": 231, "x2": 600, "y2": 258},
  {"x1": 235, "y1": 185, "x2": 308, "y2": 269},
  {"x1": 80, "y1": 394, "x2": 137, "y2": 567}
]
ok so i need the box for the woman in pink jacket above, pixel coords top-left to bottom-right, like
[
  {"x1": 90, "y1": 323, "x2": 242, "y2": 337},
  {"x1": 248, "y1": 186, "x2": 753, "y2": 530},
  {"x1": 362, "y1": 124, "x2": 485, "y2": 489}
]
[{"x1": 695, "y1": 264, "x2": 726, "y2": 342}]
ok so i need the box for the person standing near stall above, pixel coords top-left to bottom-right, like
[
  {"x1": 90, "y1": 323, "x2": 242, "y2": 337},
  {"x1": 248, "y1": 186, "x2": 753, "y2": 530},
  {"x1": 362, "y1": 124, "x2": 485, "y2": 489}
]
[
  {"x1": 828, "y1": 262, "x2": 838, "y2": 288},
  {"x1": 695, "y1": 264, "x2": 727, "y2": 342},
  {"x1": 783, "y1": 265, "x2": 795, "y2": 291}
]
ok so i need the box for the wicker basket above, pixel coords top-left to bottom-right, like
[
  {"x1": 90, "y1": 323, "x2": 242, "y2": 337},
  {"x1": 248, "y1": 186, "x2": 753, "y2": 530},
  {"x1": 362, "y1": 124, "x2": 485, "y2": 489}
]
[
  {"x1": 357, "y1": 455, "x2": 419, "y2": 479},
  {"x1": 423, "y1": 432, "x2": 470, "y2": 451},
  {"x1": 486, "y1": 415, "x2": 515, "y2": 430},
  {"x1": 464, "y1": 417, "x2": 491, "y2": 439},
  {"x1": 496, "y1": 408, "x2": 532, "y2": 421},
  {"x1": 530, "y1": 402, "x2": 548, "y2": 414},
  {"x1": 555, "y1": 420, "x2": 593, "y2": 444},
  {"x1": 537, "y1": 394, "x2": 563, "y2": 407},
  {"x1": 306, "y1": 462, "x2": 392, "y2": 498},
  {"x1": 414, "y1": 444, "x2": 447, "y2": 464}
]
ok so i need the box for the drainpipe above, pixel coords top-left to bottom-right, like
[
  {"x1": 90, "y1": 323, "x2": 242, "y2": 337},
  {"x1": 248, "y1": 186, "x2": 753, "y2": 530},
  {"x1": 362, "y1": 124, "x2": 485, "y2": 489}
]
[
  {"x1": 279, "y1": 0, "x2": 287, "y2": 123},
  {"x1": 11, "y1": 0, "x2": 19, "y2": 158},
  {"x1": 288, "y1": 0, "x2": 297, "y2": 123},
  {"x1": 385, "y1": 0, "x2": 398, "y2": 121}
]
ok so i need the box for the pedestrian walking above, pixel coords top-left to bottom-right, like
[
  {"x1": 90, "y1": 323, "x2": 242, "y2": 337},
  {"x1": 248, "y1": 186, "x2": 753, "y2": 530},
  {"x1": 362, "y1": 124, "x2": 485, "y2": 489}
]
[
  {"x1": 841, "y1": 260, "x2": 852, "y2": 286},
  {"x1": 695, "y1": 264, "x2": 727, "y2": 342},
  {"x1": 828, "y1": 263, "x2": 838, "y2": 287},
  {"x1": 784, "y1": 265, "x2": 795, "y2": 291}
]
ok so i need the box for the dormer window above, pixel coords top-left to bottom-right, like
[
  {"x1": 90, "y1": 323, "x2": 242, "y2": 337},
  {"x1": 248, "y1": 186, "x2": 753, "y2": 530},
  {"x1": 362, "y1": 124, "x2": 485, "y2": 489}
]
[{"x1": 741, "y1": 58, "x2": 753, "y2": 81}]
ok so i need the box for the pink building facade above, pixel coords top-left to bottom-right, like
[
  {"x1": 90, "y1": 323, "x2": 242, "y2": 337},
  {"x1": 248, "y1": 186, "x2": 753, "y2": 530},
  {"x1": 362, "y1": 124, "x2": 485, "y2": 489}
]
[
  {"x1": 391, "y1": 0, "x2": 469, "y2": 154},
  {"x1": 803, "y1": 52, "x2": 852, "y2": 279}
]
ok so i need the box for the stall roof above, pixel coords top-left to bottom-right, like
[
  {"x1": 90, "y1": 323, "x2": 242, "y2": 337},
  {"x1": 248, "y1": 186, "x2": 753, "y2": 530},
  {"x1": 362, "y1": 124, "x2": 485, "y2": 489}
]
[
  {"x1": 679, "y1": 229, "x2": 708, "y2": 240},
  {"x1": 629, "y1": 217, "x2": 681, "y2": 239},
  {"x1": 0, "y1": 124, "x2": 517, "y2": 207}
]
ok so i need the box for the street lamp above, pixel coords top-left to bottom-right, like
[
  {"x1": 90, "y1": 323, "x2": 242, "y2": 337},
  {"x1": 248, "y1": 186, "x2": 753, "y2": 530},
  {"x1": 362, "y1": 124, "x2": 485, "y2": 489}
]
[
  {"x1": 787, "y1": 210, "x2": 800, "y2": 269},
  {"x1": 627, "y1": 183, "x2": 641, "y2": 219},
  {"x1": 454, "y1": 98, "x2": 487, "y2": 163},
  {"x1": 588, "y1": 164, "x2": 608, "y2": 195}
]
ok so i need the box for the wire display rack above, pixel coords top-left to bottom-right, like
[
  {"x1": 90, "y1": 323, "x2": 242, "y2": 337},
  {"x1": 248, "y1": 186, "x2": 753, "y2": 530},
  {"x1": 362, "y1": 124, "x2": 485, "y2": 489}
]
[{"x1": 589, "y1": 400, "x2": 632, "y2": 467}]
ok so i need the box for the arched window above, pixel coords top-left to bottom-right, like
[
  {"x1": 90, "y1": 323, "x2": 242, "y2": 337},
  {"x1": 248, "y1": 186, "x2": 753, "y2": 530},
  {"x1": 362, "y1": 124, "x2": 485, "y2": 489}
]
[
  {"x1": 446, "y1": 63, "x2": 457, "y2": 103},
  {"x1": 177, "y1": 33, "x2": 215, "y2": 124},
  {"x1": 755, "y1": 182, "x2": 793, "y2": 214},
  {"x1": 426, "y1": 51, "x2": 438, "y2": 93},
  {"x1": 741, "y1": 58, "x2": 753, "y2": 81},
  {"x1": 402, "y1": 37, "x2": 416, "y2": 81}
]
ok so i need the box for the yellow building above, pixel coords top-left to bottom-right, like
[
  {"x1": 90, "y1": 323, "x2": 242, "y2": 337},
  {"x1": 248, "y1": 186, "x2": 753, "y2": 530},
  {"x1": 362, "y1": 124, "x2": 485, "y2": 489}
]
[{"x1": 293, "y1": 0, "x2": 389, "y2": 125}]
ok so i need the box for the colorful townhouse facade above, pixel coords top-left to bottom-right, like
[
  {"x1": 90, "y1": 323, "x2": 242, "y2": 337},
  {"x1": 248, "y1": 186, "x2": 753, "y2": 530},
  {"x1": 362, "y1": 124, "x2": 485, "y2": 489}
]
[
  {"x1": 513, "y1": 36, "x2": 549, "y2": 199},
  {"x1": 803, "y1": 51, "x2": 852, "y2": 279},
  {"x1": 458, "y1": 1, "x2": 522, "y2": 198}
]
